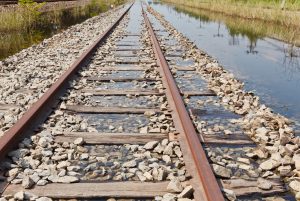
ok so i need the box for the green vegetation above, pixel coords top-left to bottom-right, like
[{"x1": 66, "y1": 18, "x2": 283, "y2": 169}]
[
  {"x1": 0, "y1": 0, "x2": 45, "y2": 32},
  {"x1": 0, "y1": 0, "x2": 124, "y2": 32},
  {"x1": 0, "y1": 0, "x2": 125, "y2": 60},
  {"x1": 222, "y1": 0, "x2": 300, "y2": 10},
  {"x1": 162, "y1": 0, "x2": 300, "y2": 28},
  {"x1": 0, "y1": 30, "x2": 45, "y2": 59},
  {"x1": 171, "y1": 3, "x2": 300, "y2": 46}
]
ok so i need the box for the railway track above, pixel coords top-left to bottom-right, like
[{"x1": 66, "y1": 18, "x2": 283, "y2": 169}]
[{"x1": 0, "y1": 1, "x2": 295, "y2": 201}]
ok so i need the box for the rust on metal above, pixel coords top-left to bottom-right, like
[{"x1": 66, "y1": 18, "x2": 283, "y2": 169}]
[
  {"x1": 142, "y1": 7, "x2": 225, "y2": 201},
  {"x1": 0, "y1": 3, "x2": 133, "y2": 160}
]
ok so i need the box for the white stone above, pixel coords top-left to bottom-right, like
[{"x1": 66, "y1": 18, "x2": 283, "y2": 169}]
[
  {"x1": 144, "y1": 141, "x2": 159, "y2": 150},
  {"x1": 122, "y1": 160, "x2": 137, "y2": 168},
  {"x1": 139, "y1": 126, "x2": 148, "y2": 134},
  {"x1": 174, "y1": 146, "x2": 182, "y2": 157},
  {"x1": 36, "y1": 179, "x2": 48, "y2": 186},
  {"x1": 178, "y1": 185, "x2": 194, "y2": 198},
  {"x1": 57, "y1": 161, "x2": 71, "y2": 169},
  {"x1": 296, "y1": 191, "x2": 300, "y2": 200},
  {"x1": 163, "y1": 143, "x2": 174, "y2": 155},
  {"x1": 256, "y1": 127, "x2": 269, "y2": 136},
  {"x1": 237, "y1": 157, "x2": 250, "y2": 165},
  {"x1": 212, "y1": 164, "x2": 231, "y2": 178},
  {"x1": 29, "y1": 173, "x2": 40, "y2": 183},
  {"x1": 8, "y1": 168, "x2": 19, "y2": 177},
  {"x1": 80, "y1": 153, "x2": 89, "y2": 160},
  {"x1": 14, "y1": 191, "x2": 24, "y2": 201},
  {"x1": 223, "y1": 188, "x2": 236, "y2": 201},
  {"x1": 157, "y1": 168, "x2": 167, "y2": 181},
  {"x1": 74, "y1": 137, "x2": 84, "y2": 145},
  {"x1": 22, "y1": 176, "x2": 34, "y2": 189},
  {"x1": 38, "y1": 137, "x2": 49, "y2": 148},
  {"x1": 36, "y1": 197, "x2": 53, "y2": 201},
  {"x1": 162, "y1": 155, "x2": 171, "y2": 165},
  {"x1": 67, "y1": 166, "x2": 81, "y2": 171},
  {"x1": 167, "y1": 178, "x2": 183, "y2": 193},
  {"x1": 57, "y1": 176, "x2": 79, "y2": 183},
  {"x1": 293, "y1": 154, "x2": 300, "y2": 170},
  {"x1": 289, "y1": 180, "x2": 300, "y2": 192},
  {"x1": 136, "y1": 171, "x2": 147, "y2": 182},
  {"x1": 257, "y1": 178, "x2": 272, "y2": 190},
  {"x1": 143, "y1": 172, "x2": 153, "y2": 181},
  {"x1": 278, "y1": 165, "x2": 291, "y2": 176},
  {"x1": 259, "y1": 159, "x2": 279, "y2": 170}
]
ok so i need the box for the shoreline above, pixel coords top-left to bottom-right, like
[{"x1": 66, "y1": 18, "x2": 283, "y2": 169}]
[
  {"x1": 0, "y1": 0, "x2": 124, "y2": 60},
  {"x1": 147, "y1": 5, "x2": 300, "y2": 199},
  {"x1": 0, "y1": 5, "x2": 127, "y2": 136},
  {"x1": 161, "y1": 0, "x2": 300, "y2": 29},
  {"x1": 167, "y1": 2, "x2": 300, "y2": 47},
  {"x1": 0, "y1": 0, "x2": 90, "y2": 12}
]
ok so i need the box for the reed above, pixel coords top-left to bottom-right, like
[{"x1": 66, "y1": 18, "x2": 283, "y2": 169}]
[
  {"x1": 172, "y1": 4, "x2": 300, "y2": 46},
  {"x1": 0, "y1": 0, "x2": 125, "y2": 59},
  {"x1": 0, "y1": 10, "x2": 26, "y2": 31},
  {"x1": 162, "y1": 0, "x2": 300, "y2": 28},
  {"x1": 0, "y1": 0, "x2": 123, "y2": 32}
]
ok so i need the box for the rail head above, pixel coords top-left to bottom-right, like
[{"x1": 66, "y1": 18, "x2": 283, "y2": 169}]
[{"x1": 141, "y1": 6, "x2": 225, "y2": 201}]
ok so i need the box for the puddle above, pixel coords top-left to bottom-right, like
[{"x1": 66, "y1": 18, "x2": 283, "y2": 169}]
[
  {"x1": 187, "y1": 96, "x2": 243, "y2": 136},
  {"x1": 89, "y1": 95, "x2": 159, "y2": 108},
  {"x1": 80, "y1": 113, "x2": 149, "y2": 133},
  {"x1": 175, "y1": 71, "x2": 208, "y2": 91},
  {"x1": 151, "y1": 2, "x2": 300, "y2": 132},
  {"x1": 100, "y1": 71, "x2": 144, "y2": 79}
]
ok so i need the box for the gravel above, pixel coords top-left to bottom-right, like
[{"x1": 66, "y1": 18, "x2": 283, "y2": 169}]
[
  {"x1": 147, "y1": 6, "x2": 300, "y2": 199},
  {"x1": 0, "y1": 7, "x2": 194, "y2": 200},
  {"x1": 0, "y1": 5, "x2": 127, "y2": 137}
]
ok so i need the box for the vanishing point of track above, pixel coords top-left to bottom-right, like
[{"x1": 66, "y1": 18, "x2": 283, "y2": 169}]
[{"x1": 0, "y1": 2, "x2": 224, "y2": 201}]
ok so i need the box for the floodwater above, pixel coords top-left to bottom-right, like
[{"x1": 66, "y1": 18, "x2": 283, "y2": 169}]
[
  {"x1": 0, "y1": 4, "x2": 109, "y2": 60},
  {"x1": 151, "y1": 2, "x2": 300, "y2": 130}
]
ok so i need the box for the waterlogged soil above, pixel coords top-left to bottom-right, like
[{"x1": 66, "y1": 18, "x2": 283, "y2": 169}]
[
  {"x1": 151, "y1": 2, "x2": 300, "y2": 131},
  {"x1": 0, "y1": 5, "x2": 110, "y2": 60}
]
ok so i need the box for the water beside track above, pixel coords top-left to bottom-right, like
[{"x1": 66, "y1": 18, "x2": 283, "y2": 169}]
[
  {"x1": 151, "y1": 2, "x2": 300, "y2": 130},
  {"x1": 0, "y1": 4, "x2": 110, "y2": 60}
]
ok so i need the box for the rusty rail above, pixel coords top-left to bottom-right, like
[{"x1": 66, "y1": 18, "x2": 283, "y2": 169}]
[
  {"x1": 0, "y1": 3, "x2": 133, "y2": 160},
  {"x1": 142, "y1": 7, "x2": 225, "y2": 201}
]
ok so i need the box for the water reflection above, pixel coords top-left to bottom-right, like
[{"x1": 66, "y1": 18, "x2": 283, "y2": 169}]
[
  {"x1": 151, "y1": 2, "x2": 300, "y2": 129},
  {"x1": 0, "y1": 5, "x2": 109, "y2": 60},
  {"x1": 213, "y1": 22, "x2": 223, "y2": 38},
  {"x1": 171, "y1": 4, "x2": 300, "y2": 47}
]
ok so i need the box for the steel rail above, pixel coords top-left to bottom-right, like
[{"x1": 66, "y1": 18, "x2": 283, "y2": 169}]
[
  {"x1": 0, "y1": 3, "x2": 133, "y2": 160},
  {"x1": 142, "y1": 7, "x2": 225, "y2": 201}
]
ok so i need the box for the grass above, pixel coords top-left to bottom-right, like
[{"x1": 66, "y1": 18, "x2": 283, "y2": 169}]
[
  {"x1": 225, "y1": 0, "x2": 300, "y2": 11},
  {"x1": 0, "y1": 0, "x2": 126, "y2": 60},
  {"x1": 0, "y1": 10, "x2": 28, "y2": 31},
  {"x1": 172, "y1": 3, "x2": 300, "y2": 46},
  {"x1": 0, "y1": 30, "x2": 44, "y2": 59},
  {"x1": 0, "y1": 0, "x2": 45, "y2": 32},
  {"x1": 0, "y1": 0, "x2": 124, "y2": 32},
  {"x1": 161, "y1": 0, "x2": 300, "y2": 28}
]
